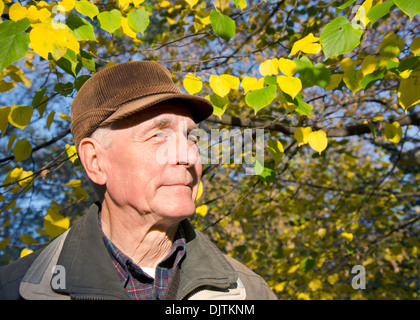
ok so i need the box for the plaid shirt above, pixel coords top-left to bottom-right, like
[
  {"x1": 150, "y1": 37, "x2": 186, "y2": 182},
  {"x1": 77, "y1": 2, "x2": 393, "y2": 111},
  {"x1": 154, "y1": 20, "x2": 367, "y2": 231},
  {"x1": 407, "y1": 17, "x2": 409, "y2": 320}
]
[{"x1": 98, "y1": 215, "x2": 186, "y2": 300}]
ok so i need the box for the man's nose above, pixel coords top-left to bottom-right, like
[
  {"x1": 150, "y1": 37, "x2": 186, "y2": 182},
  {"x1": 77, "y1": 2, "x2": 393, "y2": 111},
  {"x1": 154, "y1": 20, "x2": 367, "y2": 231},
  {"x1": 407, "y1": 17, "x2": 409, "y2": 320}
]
[{"x1": 175, "y1": 134, "x2": 200, "y2": 166}]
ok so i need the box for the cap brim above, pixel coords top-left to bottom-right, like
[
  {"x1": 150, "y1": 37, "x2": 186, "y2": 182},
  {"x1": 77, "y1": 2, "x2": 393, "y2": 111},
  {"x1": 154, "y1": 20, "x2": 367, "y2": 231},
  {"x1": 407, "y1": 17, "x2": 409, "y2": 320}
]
[{"x1": 100, "y1": 93, "x2": 213, "y2": 127}]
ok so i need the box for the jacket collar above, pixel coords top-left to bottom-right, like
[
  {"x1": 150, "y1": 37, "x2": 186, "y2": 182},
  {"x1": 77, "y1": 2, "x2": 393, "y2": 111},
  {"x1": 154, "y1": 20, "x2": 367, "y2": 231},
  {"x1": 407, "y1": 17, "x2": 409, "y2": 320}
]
[{"x1": 20, "y1": 202, "x2": 237, "y2": 300}]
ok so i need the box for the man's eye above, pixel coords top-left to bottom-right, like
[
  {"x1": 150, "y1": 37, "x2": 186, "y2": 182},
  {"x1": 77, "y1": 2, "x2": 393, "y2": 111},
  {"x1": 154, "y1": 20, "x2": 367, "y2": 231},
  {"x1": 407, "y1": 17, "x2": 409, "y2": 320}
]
[
  {"x1": 188, "y1": 135, "x2": 198, "y2": 144},
  {"x1": 153, "y1": 131, "x2": 168, "y2": 141}
]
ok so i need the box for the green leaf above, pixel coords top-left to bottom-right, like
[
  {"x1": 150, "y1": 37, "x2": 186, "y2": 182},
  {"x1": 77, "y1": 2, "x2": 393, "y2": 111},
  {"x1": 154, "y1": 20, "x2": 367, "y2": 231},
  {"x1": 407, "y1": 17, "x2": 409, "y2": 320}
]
[
  {"x1": 55, "y1": 49, "x2": 81, "y2": 77},
  {"x1": 394, "y1": 0, "x2": 420, "y2": 20},
  {"x1": 79, "y1": 50, "x2": 96, "y2": 72},
  {"x1": 0, "y1": 18, "x2": 30, "y2": 72},
  {"x1": 210, "y1": 10, "x2": 236, "y2": 42},
  {"x1": 13, "y1": 138, "x2": 32, "y2": 161},
  {"x1": 67, "y1": 15, "x2": 97, "y2": 42},
  {"x1": 319, "y1": 16, "x2": 363, "y2": 60},
  {"x1": 98, "y1": 10, "x2": 122, "y2": 34},
  {"x1": 254, "y1": 160, "x2": 276, "y2": 185},
  {"x1": 127, "y1": 8, "x2": 149, "y2": 34},
  {"x1": 75, "y1": 0, "x2": 99, "y2": 20},
  {"x1": 294, "y1": 94, "x2": 313, "y2": 116},
  {"x1": 46, "y1": 111, "x2": 55, "y2": 129},
  {"x1": 294, "y1": 57, "x2": 331, "y2": 88},
  {"x1": 335, "y1": 0, "x2": 357, "y2": 13},
  {"x1": 301, "y1": 257, "x2": 316, "y2": 273},
  {"x1": 32, "y1": 87, "x2": 48, "y2": 118},
  {"x1": 0, "y1": 106, "x2": 11, "y2": 136},
  {"x1": 361, "y1": 68, "x2": 386, "y2": 89},
  {"x1": 74, "y1": 75, "x2": 91, "y2": 91},
  {"x1": 245, "y1": 85, "x2": 277, "y2": 114},
  {"x1": 367, "y1": 0, "x2": 395, "y2": 25},
  {"x1": 207, "y1": 93, "x2": 229, "y2": 119},
  {"x1": 8, "y1": 105, "x2": 33, "y2": 130},
  {"x1": 267, "y1": 139, "x2": 284, "y2": 164}
]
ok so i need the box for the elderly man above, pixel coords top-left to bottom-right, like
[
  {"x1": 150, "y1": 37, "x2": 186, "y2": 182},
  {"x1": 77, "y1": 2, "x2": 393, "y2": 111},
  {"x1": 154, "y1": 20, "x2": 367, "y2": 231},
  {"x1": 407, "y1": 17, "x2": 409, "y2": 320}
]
[{"x1": 0, "y1": 61, "x2": 276, "y2": 300}]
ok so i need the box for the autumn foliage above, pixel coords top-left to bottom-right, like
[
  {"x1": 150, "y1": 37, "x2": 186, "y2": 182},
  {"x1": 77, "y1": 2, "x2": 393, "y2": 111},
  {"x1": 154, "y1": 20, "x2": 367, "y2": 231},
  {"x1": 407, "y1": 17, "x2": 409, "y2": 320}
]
[{"x1": 0, "y1": 0, "x2": 419, "y2": 299}]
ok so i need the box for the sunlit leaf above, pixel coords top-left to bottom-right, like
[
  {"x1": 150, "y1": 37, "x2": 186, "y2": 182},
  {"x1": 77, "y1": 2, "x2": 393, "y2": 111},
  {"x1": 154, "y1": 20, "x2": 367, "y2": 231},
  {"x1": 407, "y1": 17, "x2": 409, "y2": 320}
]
[
  {"x1": 289, "y1": 33, "x2": 321, "y2": 57},
  {"x1": 320, "y1": 16, "x2": 363, "y2": 60},
  {"x1": 294, "y1": 127, "x2": 312, "y2": 146},
  {"x1": 20, "y1": 248, "x2": 33, "y2": 258},
  {"x1": 277, "y1": 75, "x2": 302, "y2": 99},
  {"x1": 196, "y1": 205, "x2": 208, "y2": 217},
  {"x1": 394, "y1": 0, "x2": 420, "y2": 20},
  {"x1": 98, "y1": 10, "x2": 122, "y2": 34},
  {"x1": 183, "y1": 73, "x2": 202, "y2": 94},
  {"x1": 0, "y1": 19, "x2": 30, "y2": 72},
  {"x1": 241, "y1": 77, "x2": 264, "y2": 94},
  {"x1": 267, "y1": 139, "x2": 284, "y2": 164},
  {"x1": 245, "y1": 85, "x2": 277, "y2": 114},
  {"x1": 128, "y1": 8, "x2": 149, "y2": 34},
  {"x1": 398, "y1": 70, "x2": 420, "y2": 112},
  {"x1": 259, "y1": 59, "x2": 278, "y2": 76},
  {"x1": 75, "y1": 0, "x2": 99, "y2": 20},
  {"x1": 209, "y1": 75, "x2": 231, "y2": 97},
  {"x1": 44, "y1": 207, "x2": 70, "y2": 240},
  {"x1": 207, "y1": 93, "x2": 228, "y2": 119},
  {"x1": 308, "y1": 130, "x2": 328, "y2": 155},
  {"x1": 210, "y1": 10, "x2": 236, "y2": 42},
  {"x1": 278, "y1": 58, "x2": 297, "y2": 77}
]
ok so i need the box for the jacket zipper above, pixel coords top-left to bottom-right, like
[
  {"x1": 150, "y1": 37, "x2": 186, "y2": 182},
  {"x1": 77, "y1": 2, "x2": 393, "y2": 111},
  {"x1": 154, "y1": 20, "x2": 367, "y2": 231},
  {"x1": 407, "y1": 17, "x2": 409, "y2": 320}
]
[{"x1": 180, "y1": 282, "x2": 231, "y2": 300}]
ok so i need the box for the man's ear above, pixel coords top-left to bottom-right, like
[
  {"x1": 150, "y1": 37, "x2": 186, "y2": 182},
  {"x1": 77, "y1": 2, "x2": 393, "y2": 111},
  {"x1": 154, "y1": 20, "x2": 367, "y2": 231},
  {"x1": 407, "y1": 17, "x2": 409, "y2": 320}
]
[{"x1": 78, "y1": 138, "x2": 107, "y2": 186}]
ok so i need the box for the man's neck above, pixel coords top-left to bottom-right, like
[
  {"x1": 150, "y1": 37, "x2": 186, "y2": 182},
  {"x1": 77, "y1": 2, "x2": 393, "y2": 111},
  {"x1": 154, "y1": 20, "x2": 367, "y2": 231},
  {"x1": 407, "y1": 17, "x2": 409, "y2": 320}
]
[{"x1": 99, "y1": 202, "x2": 178, "y2": 268}]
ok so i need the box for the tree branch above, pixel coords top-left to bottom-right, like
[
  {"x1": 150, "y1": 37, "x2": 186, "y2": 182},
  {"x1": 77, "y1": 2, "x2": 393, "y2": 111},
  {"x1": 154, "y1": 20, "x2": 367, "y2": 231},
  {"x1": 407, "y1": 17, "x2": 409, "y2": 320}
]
[{"x1": 205, "y1": 112, "x2": 420, "y2": 137}]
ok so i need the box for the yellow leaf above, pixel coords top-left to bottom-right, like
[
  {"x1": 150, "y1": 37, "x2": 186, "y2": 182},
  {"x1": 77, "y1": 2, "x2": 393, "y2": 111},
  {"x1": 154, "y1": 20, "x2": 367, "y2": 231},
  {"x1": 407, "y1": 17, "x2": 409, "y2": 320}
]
[
  {"x1": 18, "y1": 170, "x2": 34, "y2": 188},
  {"x1": 287, "y1": 264, "x2": 300, "y2": 274},
  {"x1": 196, "y1": 181, "x2": 203, "y2": 200},
  {"x1": 185, "y1": 0, "x2": 198, "y2": 7},
  {"x1": 30, "y1": 20, "x2": 80, "y2": 60},
  {"x1": 219, "y1": 216, "x2": 229, "y2": 228},
  {"x1": 209, "y1": 75, "x2": 231, "y2": 97},
  {"x1": 384, "y1": 121, "x2": 403, "y2": 144},
  {"x1": 220, "y1": 74, "x2": 240, "y2": 90},
  {"x1": 121, "y1": 16, "x2": 137, "y2": 38},
  {"x1": 38, "y1": 8, "x2": 51, "y2": 22},
  {"x1": 340, "y1": 58, "x2": 358, "y2": 72},
  {"x1": 308, "y1": 279, "x2": 323, "y2": 291},
  {"x1": 196, "y1": 205, "x2": 208, "y2": 217},
  {"x1": 297, "y1": 292, "x2": 310, "y2": 300},
  {"x1": 9, "y1": 2, "x2": 28, "y2": 21},
  {"x1": 341, "y1": 232, "x2": 354, "y2": 242},
  {"x1": 20, "y1": 248, "x2": 33, "y2": 258},
  {"x1": 0, "y1": 0, "x2": 4, "y2": 16},
  {"x1": 259, "y1": 58, "x2": 278, "y2": 76},
  {"x1": 361, "y1": 55, "x2": 377, "y2": 76},
  {"x1": 317, "y1": 227, "x2": 327, "y2": 238},
  {"x1": 241, "y1": 77, "x2": 264, "y2": 94},
  {"x1": 410, "y1": 37, "x2": 420, "y2": 55},
  {"x1": 308, "y1": 130, "x2": 328, "y2": 154},
  {"x1": 327, "y1": 274, "x2": 339, "y2": 285},
  {"x1": 44, "y1": 207, "x2": 70, "y2": 240},
  {"x1": 66, "y1": 179, "x2": 81, "y2": 188},
  {"x1": 117, "y1": 0, "x2": 131, "y2": 10},
  {"x1": 289, "y1": 33, "x2": 321, "y2": 56},
  {"x1": 351, "y1": 0, "x2": 372, "y2": 27},
  {"x1": 65, "y1": 144, "x2": 78, "y2": 163},
  {"x1": 398, "y1": 70, "x2": 420, "y2": 112},
  {"x1": 343, "y1": 69, "x2": 363, "y2": 94},
  {"x1": 278, "y1": 58, "x2": 297, "y2": 77},
  {"x1": 59, "y1": 0, "x2": 75, "y2": 12},
  {"x1": 277, "y1": 76, "x2": 302, "y2": 99},
  {"x1": 183, "y1": 73, "x2": 202, "y2": 95},
  {"x1": 325, "y1": 74, "x2": 343, "y2": 91},
  {"x1": 294, "y1": 127, "x2": 312, "y2": 146},
  {"x1": 26, "y1": 5, "x2": 40, "y2": 21},
  {"x1": 274, "y1": 281, "x2": 286, "y2": 292},
  {"x1": 159, "y1": 0, "x2": 172, "y2": 7}
]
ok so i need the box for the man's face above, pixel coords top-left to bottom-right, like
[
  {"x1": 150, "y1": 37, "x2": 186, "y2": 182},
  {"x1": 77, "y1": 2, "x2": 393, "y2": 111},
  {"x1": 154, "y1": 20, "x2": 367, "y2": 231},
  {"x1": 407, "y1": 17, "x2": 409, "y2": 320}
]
[{"x1": 100, "y1": 101, "x2": 202, "y2": 227}]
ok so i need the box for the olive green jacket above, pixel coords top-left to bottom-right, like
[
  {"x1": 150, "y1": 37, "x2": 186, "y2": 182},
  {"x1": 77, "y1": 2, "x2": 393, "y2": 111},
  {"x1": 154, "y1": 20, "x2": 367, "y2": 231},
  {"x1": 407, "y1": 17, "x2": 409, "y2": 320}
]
[{"x1": 0, "y1": 203, "x2": 277, "y2": 300}]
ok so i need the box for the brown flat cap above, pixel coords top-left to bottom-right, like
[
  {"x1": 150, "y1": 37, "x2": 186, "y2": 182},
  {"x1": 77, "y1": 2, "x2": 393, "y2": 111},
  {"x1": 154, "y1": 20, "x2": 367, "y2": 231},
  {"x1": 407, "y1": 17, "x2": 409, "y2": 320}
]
[{"x1": 70, "y1": 61, "x2": 213, "y2": 148}]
